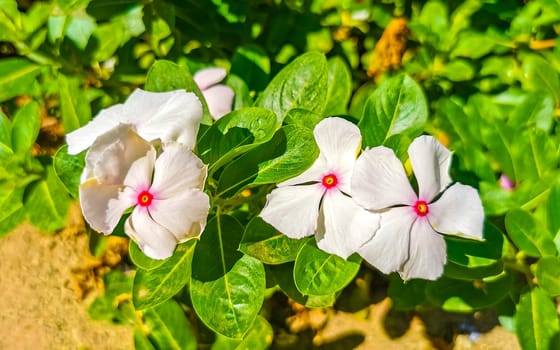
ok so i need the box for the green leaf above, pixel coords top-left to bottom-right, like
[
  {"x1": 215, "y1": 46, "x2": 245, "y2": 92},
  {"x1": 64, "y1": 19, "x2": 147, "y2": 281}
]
[
  {"x1": 387, "y1": 276, "x2": 427, "y2": 310},
  {"x1": 24, "y1": 166, "x2": 70, "y2": 232},
  {"x1": 88, "y1": 270, "x2": 136, "y2": 324},
  {"x1": 145, "y1": 60, "x2": 212, "y2": 125},
  {"x1": 143, "y1": 300, "x2": 197, "y2": 350},
  {"x1": 198, "y1": 107, "x2": 278, "y2": 173},
  {"x1": 294, "y1": 240, "x2": 361, "y2": 296},
  {"x1": 267, "y1": 262, "x2": 336, "y2": 308},
  {"x1": 215, "y1": 125, "x2": 319, "y2": 197},
  {"x1": 87, "y1": 0, "x2": 143, "y2": 20},
  {"x1": 509, "y1": 92, "x2": 554, "y2": 132},
  {"x1": 256, "y1": 51, "x2": 328, "y2": 122},
  {"x1": 53, "y1": 144, "x2": 84, "y2": 198},
  {"x1": 58, "y1": 74, "x2": 91, "y2": 133},
  {"x1": 11, "y1": 101, "x2": 40, "y2": 155},
  {"x1": 239, "y1": 216, "x2": 305, "y2": 265},
  {"x1": 212, "y1": 316, "x2": 274, "y2": 350},
  {"x1": 134, "y1": 328, "x2": 156, "y2": 350},
  {"x1": 324, "y1": 56, "x2": 352, "y2": 116},
  {"x1": 426, "y1": 273, "x2": 513, "y2": 312},
  {"x1": 450, "y1": 31, "x2": 495, "y2": 59},
  {"x1": 133, "y1": 240, "x2": 197, "y2": 310},
  {"x1": 521, "y1": 54, "x2": 560, "y2": 106},
  {"x1": 65, "y1": 15, "x2": 96, "y2": 49},
  {"x1": 231, "y1": 44, "x2": 270, "y2": 92},
  {"x1": 435, "y1": 59, "x2": 475, "y2": 82},
  {"x1": 536, "y1": 257, "x2": 560, "y2": 297},
  {"x1": 359, "y1": 74, "x2": 428, "y2": 147},
  {"x1": 0, "y1": 58, "x2": 40, "y2": 102},
  {"x1": 0, "y1": 184, "x2": 25, "y2": 238},
  {"x1": 516, "y1": 287, "x2": 560, "y2": 350},
  {"x1": 443, "y1": 260, "x2": 504, "y2": 281},
  {"x1": 547, "y1": 177, "x2": 560, "y2": 237},
  {"x1": 190, "y1": 215, "x2": 266, "y2": 339},
  {"x1": 284, "y1": 108, "x2": 323, "y2": 130},
  {"x1": 446, "y1": 222, "x2": 505, "y2": 265},
  {"x1": 505, "y1": 209, "x2": 556, "y2": 258},
  {"x1": 0, "y1": 111, "x2": 12, "y2": 150},
  {"x1": 253, "y1": 125, "x2": 319, "y2": 184},
  {"x1": 129, "y1": 241, "x2": 165, "y2": 271}
]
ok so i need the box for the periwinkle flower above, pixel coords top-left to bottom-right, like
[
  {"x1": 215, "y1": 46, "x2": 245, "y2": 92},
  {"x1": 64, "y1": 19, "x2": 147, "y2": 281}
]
[
  {"x1": 80, "y1": 128, "x2": 210, "y2": 259},
  {"x1": 66, "y1": 88, "x2": 202, "y2": 154},
  {"x1": 352, "y1": 136, "x2": 484, "y2": 280},
  {"x1": 260, "y1": 117, "x2": 379, "y2": 259},
  {"x1": 193, "y1": 67, "x2": 234, "y2": 120}
]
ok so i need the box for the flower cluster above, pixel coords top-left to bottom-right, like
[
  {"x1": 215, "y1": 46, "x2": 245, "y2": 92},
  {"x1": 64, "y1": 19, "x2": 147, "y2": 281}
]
[
  {"x1": 67, "y1": 88, "x2": 211, "y2": 259},
  {"x1": 260, "y1": 117, "x2": 484, "y2": 280}
]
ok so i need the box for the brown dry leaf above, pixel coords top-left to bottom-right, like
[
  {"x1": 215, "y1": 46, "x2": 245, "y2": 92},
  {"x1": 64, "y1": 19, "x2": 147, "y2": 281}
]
[{"x1": 367, "y1": 17, "x2": 409, "y2": 81}]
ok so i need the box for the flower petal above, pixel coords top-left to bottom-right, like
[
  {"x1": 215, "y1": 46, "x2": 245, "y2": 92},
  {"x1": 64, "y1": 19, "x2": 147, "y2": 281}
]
[
  {"x1": 260, "y1": 184, "x2": 323, "y2": 239},
  {"x1": 428, "y1": 183, "x2": 484, "y2": 240},
  {"x1": 282, "y1": 117, "x2": 360, "y2": 193},
  {"x1": 85, "y1": 125, "x2": 151, "y2": 184},
  {"x1": 150, "y1": 143, "x2": 207, "y2": 199},
  {"x1": 193, "y1": 67, "x2": 227, "y2": 90},
  {"x1": 314, "y1": 118, "x2": 361, "y2": 181},
  {"x1": 400, "y1": 219, "x2": 446, "y2": 281},
  {"x1": 315, "y1": 190, "x2": 380, "y2": 259},
  {"x1": 203, "y1": 85, "x2": 234, "y2": 120},
  {"x1": 125, "y1": 207, "x2": 177, "y2": 260},
  {"x1": 408, "y1": 135, "x2": 452, "y2": 202},
  {"x1": 122, "y1": 148, "x2": 156, "y2": 192},
  {"x1": 149, "y1": 188, "x2": 210, "y2": 241},
  {"x1": 66, "y1": 104, "x2": 125, "y2": 154},
  {"x1": 79, "y1": 179, "x2": 124, "y2": 234},
  {"x1": 358, "y1": 207, "x2": 416, "y2": 274},
  {"x1": 127, "y1": 89, "x2": 203, "y2": 149},
  {"x1": 352, "y1": 146, "x2": 417, "y2": 210},
  {"x1": 279, "y1": 154, "x2": 328, "y2": 187}
]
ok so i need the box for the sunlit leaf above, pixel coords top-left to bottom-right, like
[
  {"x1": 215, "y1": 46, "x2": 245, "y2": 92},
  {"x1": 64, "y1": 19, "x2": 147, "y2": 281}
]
[
  {"x1": 256, "y1": 51, "x2": 328, "y2": 121},
  {"x1": 0, "y1": 58, "x2": 40, "y2": 102},
  {"x1": 294, "y1": 240, "x2": 361, "y2": 296},
  {"x1": 53, "y1": 144, "x2": 84, "y2": 198},
  {"x1": 516, "y1": 287, "x2": 560, "y2": 350},
  {"x1": 505, "y1": 209, "x2": 556, "y2": 258},
  {"x1": 24, "y1": 166, "x2": 70, "y2": 232},
  {"x1": 143, "y1": 299, "x2": 197, "y2": 350},
  {"x1": 190, "y1": 215, "x2": 266, "y2": 339},
  {"x1": 240, "y1": 216, "x2": 305, "y2": 265},
  {"x1": 133, "y1": 240, "x2": 197, "y2": 310},
  {"x1": 359, "y1": 74, "x2": 428, "y2": 147},
  {"x1": 11, "y1": 101, "x2": 40, "y2": 155}
]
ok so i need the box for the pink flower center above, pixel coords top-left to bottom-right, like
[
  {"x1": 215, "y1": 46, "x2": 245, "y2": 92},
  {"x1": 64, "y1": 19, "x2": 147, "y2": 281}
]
[
  {"x1": 137, "y1": 190, "x2": 154, "y2": 207},
  {"x1": 413, "y1": 200, "x2": 429, "y2": 217},
  {"x1": 321, "y1": 174, "x2": 338, "y2": 189}
]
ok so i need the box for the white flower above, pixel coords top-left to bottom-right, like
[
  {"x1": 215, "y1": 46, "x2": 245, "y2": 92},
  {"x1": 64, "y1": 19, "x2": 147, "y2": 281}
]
[
  {"x1": 66, "y1": 88, "x2": 203, "y2": 155},
  {"x1": 260, "y1": 117, "x2": 380, "y2": 259},
  {"x1": 194, "y1": 67, "x2": 234, "y2": 120},
  {"x1": 80, "y1": 128, "x2": 210, "y2": 259},
  {"x1": 351, "y1": 136, "x2": 484, "y2": 280}
]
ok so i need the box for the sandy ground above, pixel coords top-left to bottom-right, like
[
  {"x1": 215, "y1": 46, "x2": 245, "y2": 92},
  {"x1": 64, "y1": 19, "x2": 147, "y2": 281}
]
[
  {"x1": 0, "y1": 203, "x2": 520, "y2": 350},
  {"x1": 0, "y1": 205, "x2": 133, "y2": 350}
]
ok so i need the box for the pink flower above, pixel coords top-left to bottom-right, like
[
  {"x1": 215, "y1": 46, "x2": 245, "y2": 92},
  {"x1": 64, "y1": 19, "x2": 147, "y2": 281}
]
[{"x1": 194, "y1": 67, "x2": 234, "y2": 120}]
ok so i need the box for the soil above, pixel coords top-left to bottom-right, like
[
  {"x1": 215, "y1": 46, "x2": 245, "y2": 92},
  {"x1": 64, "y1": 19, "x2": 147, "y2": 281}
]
[{"x1": 0, "y1": 203, "x2": 521, "y2": 350}]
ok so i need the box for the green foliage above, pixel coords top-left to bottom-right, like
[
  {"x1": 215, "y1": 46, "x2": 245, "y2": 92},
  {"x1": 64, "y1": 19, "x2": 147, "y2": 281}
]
[
  {"x1": 2, "y1": 1, "x2": 560, "y2": 348},
  {"x1": 133, "y1": 240, "x2": 197, "y2": 310}
]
